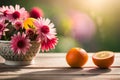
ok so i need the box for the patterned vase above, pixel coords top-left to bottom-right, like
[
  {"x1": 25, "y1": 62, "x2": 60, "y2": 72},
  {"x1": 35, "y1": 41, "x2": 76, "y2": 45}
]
[{"x1": 0, "y1": 40, "x2": 40, "y2": 66}]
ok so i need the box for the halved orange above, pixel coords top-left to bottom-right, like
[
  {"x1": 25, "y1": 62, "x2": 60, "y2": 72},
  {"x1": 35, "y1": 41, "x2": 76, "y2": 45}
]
[
  {"x1": 66, "y1": 48, "x2": 88, "y2": 68},
  {"x1": 92, "y1": 51, "x2": 115, "y2": 68}
]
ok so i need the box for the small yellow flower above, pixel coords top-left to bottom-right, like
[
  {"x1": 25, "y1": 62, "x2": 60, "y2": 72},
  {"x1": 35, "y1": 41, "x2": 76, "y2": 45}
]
[{"x1": 24, "y1": 18, "x2": 36, "y2": 29}]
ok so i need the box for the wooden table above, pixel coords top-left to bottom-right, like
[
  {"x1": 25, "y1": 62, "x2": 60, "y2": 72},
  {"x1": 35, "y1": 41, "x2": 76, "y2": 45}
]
[{"x1": 0, "y1": 53, "x2": 120, "y2": 80}]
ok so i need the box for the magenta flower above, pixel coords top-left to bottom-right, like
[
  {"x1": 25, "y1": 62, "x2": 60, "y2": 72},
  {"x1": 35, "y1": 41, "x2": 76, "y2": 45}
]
[
  {"x1": 7, "y1": 5, "x2": 28, "y2": 22},
  {"x1": 26, "y1": 28, "x2": 35, "y2": 36},
  {"x1": 12, "y1": 20, "x2": 23, "y2": 30},
  {"x1": 41, "y1": 37, "x2": 58, "y2": 52},
  {"x1": 26, "y1": 28, "x2": 37, "y2": 40},
  {"x1": 30, "y1": 7, "x2": 44, "y2": 19},
  {"x1": 34, "y1": 17, "x2": 58, "y2": 52},
  {"x1": 10, "y1": 32, "x2": 31, "y2": 54}
]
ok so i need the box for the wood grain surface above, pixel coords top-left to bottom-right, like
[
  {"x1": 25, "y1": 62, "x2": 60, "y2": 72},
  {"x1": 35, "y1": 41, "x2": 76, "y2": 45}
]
[{"x1": 0, "y1": 53, "x2": 120, "y2": 80}]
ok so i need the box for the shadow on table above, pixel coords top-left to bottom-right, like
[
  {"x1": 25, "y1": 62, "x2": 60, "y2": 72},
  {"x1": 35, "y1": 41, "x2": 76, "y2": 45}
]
[
  {"x1": 2, "y1": 67, "x2": 112, "y2": 80},
  {"x1": 0, "y1": 63, "x2": 27, "y2": 72},
  {"x1": 86, "y1": 68, "x2": 111, "y2": 74}
]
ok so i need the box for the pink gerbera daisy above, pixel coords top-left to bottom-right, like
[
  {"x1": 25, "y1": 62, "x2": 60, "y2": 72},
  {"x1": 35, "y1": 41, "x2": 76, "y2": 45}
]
[
  {"x1": 0, "y1": 19, "x2": 8, "y2": 39},
  {"x1": 10, "y1": 32, "x2": 31, "y2": 54},
  {"x1": 0, "y1": 5, "x2": 10, "y2": 20},
  {"x1": 34, "y1": 17, "x2": 58, "y2": 52},
  {"x1": 7, "y1": 4, "x2": 28, "y2": 22},
  {"x1": 34, "y1": 17, "x2": 57, "y2": 41}
]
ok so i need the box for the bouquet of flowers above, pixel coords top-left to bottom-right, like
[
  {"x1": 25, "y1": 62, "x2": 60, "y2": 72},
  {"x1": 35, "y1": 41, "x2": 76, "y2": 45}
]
[{"x1": 0, "y1": 4, "x2": 58, "y2": 55}]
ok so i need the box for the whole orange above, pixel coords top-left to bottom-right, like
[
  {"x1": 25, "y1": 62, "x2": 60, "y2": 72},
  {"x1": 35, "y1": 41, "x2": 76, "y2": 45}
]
[
  {"x1": 66, "y1": 48, "x2": 88, "y2": 67},
  {"x1": 92, "y1": 51, "x2": 115, "y2": 68}
]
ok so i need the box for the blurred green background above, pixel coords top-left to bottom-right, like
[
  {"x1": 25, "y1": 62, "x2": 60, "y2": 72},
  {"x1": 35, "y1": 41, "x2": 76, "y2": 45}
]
[{"x1": 0, "y1": 0, "x2": 120, "y2": 52}]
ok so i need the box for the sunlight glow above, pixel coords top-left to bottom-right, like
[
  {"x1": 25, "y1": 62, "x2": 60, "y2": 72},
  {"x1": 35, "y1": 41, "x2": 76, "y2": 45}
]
[{"x1": 86, "y1": 0, "x2": 107, "y2": 10}]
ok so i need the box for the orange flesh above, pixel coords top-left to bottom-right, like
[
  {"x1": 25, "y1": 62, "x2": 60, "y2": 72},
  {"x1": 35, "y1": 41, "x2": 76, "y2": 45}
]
[{"x1": 93, "y1": 51, "x2": 114, "y2": 59}]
